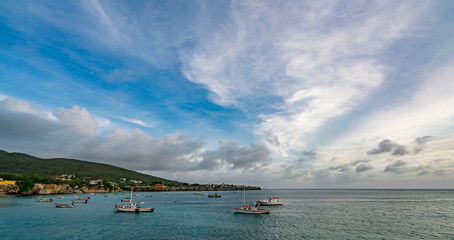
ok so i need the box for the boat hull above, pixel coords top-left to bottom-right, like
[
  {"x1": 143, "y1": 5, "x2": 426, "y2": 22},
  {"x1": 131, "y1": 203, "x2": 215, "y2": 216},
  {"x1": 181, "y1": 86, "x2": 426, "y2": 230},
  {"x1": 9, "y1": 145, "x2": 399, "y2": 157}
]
[
  {"x1": 115, "y1": 206, "x2": 154, "y2": 212},
  {"x1": 257, "y1": 201, "x2": 283, "y2": 206},
  {"x1": 234, "y1": 207, "x2": 270, "y2": 214},
  {"x1": 55, "y1": 204, "x2": 74, "y2": 208}
]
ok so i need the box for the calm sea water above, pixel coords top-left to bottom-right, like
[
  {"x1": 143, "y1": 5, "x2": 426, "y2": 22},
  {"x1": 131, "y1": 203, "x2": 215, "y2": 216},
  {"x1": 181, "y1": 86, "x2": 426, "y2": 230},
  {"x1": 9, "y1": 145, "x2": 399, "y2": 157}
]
[{"x1": 1, "y1": 189, "x2": 453, "y2": 239}]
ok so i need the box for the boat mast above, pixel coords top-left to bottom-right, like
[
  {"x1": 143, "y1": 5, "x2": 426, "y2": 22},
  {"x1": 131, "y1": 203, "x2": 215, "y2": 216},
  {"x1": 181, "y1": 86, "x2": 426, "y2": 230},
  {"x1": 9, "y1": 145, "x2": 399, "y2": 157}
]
[
  {"x1": 130, "y1": 187, "x2": 133, "y2": 204},
  {"x1": 243, "y1": 188, "x2": 246, "y2": 206}
]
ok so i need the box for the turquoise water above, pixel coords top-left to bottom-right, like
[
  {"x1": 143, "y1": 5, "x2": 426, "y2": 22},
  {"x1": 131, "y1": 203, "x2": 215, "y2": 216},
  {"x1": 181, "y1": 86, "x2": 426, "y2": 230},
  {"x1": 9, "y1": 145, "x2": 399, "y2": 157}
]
[{"x1": 1, "y1": 190, "x2": 453, "y2": 239}]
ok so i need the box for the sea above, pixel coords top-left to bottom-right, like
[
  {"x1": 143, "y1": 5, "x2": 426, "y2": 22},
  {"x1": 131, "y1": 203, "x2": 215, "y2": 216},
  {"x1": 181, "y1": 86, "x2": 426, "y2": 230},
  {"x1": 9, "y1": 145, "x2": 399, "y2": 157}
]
[{"x1": 1, "y1": 189, "x2": 453, "y2": 239}]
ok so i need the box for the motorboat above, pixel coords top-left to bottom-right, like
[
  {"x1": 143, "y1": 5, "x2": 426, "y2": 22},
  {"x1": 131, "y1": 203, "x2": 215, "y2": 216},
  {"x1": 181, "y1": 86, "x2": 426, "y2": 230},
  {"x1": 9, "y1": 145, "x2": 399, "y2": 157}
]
[
  {"x1": 257, "y1": 197, "x2": 283, "y2": 206},
  {"x1": 55, "y1": 203, "x2": 75, "y2": 208},
  {"x1": 207, "y1": 193, "x2": 221, "y2": 198},
  {"x1": 37, "y1": 198, "x2": 53, "y2": 202},
  {"x1": 257, "y1": 187, "x2": 283, "y2": 206}
]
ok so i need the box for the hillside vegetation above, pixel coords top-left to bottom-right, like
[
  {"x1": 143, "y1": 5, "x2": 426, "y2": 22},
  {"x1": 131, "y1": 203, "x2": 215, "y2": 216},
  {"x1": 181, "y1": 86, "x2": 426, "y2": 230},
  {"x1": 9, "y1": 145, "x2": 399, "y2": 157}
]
[{"x1": 0, "y1": 150, "x2": 180, "y2": 186}]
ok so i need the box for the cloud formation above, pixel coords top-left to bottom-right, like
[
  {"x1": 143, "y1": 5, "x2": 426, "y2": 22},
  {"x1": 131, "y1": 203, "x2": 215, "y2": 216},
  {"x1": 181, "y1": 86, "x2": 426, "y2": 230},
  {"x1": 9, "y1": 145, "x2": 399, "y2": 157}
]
[
  {"x1": 414, "y1": 136, "x2": 433, "y2": 153},
  {"x1": 0, "y1": 98, "x2": 270, "y2": 172},
  {"x1": 182, "y1": 1, "x2": 428, "y2": 154},
  {"x1": 367, "y1": 139, "x2": 409, "y2": 156}
]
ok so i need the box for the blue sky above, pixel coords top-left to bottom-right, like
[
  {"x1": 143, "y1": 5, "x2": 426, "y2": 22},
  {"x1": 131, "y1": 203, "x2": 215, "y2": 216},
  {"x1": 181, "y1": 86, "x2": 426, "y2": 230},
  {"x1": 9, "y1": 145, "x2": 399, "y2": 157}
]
[{"x1": 1, "y1": 0, "x2": 454, "y2": 188}]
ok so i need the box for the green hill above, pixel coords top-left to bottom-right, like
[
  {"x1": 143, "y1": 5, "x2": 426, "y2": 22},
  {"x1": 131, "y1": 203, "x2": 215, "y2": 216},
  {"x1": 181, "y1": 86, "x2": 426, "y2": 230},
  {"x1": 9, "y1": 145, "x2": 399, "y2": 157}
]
[{"x1": 0, "y1": 149, "x2": 181, "y2": 186}]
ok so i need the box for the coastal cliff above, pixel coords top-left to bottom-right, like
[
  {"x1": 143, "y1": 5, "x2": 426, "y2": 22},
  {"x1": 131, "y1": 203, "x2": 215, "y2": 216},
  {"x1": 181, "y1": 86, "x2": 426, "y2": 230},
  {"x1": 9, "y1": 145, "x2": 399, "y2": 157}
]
[
  {"x1": 0, "y1": 183, "x2": 116, "y2": 196},
  {"x1": 0, "y1": 184, "x2": 20, "y2": 195}
]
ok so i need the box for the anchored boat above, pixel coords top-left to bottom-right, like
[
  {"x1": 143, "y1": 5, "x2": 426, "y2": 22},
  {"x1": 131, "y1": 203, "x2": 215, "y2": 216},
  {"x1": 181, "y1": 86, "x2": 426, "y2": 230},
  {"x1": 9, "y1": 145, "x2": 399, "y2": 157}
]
[
  {"x1": 257, "y1": 187, "x2": 283, "y2": 206},
  {"x1": 115, "y1": 188, "x2": 154, "y2": 213},
  {"x1": 234, "y1": 189, "x2": 270, "y2": 214},
  {"x1": 55, "y1": 203, "x2": 75, "y2": 208},
  {"x1": 258, "y1": 197, "x2": 283, "y2": 206},
  {"x1": 207, "y1": 193, "x2": 221, "y2": 198}
]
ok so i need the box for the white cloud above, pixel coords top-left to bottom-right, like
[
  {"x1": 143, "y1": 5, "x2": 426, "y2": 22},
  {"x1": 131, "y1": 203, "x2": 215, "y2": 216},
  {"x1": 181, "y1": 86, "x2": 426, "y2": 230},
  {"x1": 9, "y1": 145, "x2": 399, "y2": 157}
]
[
  {"x1": 182, "y1": 1, "x2": 428, "y2": 155},
  {"x1": 117, "y1": 116, "x2": 154, "y2": 128}
]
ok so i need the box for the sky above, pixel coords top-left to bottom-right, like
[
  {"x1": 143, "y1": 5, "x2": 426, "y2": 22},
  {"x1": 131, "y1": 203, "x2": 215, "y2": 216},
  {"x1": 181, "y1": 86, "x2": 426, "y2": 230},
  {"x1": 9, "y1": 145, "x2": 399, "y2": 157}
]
[{"x1": 1, "y1": 0, "x2": 454, "y2": 188}]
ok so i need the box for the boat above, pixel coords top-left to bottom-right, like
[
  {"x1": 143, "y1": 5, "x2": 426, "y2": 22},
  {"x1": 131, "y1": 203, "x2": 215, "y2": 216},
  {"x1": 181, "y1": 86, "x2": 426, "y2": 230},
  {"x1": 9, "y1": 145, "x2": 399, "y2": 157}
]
[
  {"x1": 234, "y1": 189, "x2": 270, "y2": 214},
  {"x1": 193, "y1": 192, "x2": 203, "y2": 195},
  {"x1": 78, "y1": 196, "x2": 90, "y2": 200},
  {"x1": 104, "y1": 195, "x2": 111, "y2": 197},
  {"x1": 257, "y1": 197, "x2": 283, "y2": 206},
  {"x1": 134, "y1": 194, "x2": 144, "y2": 196},
  {"x1": 72, "y1": 199, "x2": 88, "y2": 203},
  {"x1": 55, "y1": 203, "x2": 75, "y2": 208},
  {"x1": 146, "y1": 195, "x2": 153, "y2": 198},
  {"x1": 207, "y1": 193, "x2": 221, "y2": 198},
  {"x1": 114, "y1": 202, "x2": 154, "y2": 212},
  {"x1": 37, "y1": 198, "x2": 53, "y2": 202},
  {"x1": 90, "y1": 193, "x2": 96, "y2": 196},
  {"x1": 58, "y1": 195, "x2": 64, "y2": 199},
  {"x1": 121, "y1": 198, "x2": 131, "y2": 202},
  {"x1": 234, "y1": 203, "x2": 270, "y2": 214},
  {"x1": 115, "y1": 188, "x2": 153, "y2": 213},
  {"x1": 257, "y1": 187, "x2": 283, "y2": 206}
]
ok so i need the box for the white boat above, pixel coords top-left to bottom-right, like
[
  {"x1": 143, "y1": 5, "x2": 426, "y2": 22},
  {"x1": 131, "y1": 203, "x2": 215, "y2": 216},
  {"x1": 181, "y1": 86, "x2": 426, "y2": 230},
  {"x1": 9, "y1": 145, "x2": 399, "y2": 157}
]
[
  {"x1": 115, "y1": 188, "x2": 154, "y2": 213},
  {"x1": 114, "y1": 202, "x2": 154, "y2": 212},
  {"x1": 234, "y1": 203, "x2": 270, "y2": 214},
  {"x1": 258, "y1": 187, "x2": 283, "y2": 206},
  {"x1": 258, "y1": 197, "x2": 283, "y2": 206},
  {"x1": 234, "y1": 189, "x2": 270, "y2": 214}
]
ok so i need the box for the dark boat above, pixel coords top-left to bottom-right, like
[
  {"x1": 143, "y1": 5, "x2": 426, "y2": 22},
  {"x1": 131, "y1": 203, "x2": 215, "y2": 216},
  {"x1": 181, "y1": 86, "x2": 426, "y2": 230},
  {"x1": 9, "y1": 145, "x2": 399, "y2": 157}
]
[
  {"x1": 72, "y1": 199, "x2": 88, "y2": 203},
  {"x1": 207, "y1": 193, "x2": 221, "y2": 198}
]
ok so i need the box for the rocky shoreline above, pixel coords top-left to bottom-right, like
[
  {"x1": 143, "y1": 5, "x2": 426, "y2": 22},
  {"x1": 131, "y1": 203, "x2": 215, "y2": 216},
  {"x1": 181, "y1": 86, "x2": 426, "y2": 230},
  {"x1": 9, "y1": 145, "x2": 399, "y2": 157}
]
[{"x1": 0, "y1": 183, "x2": 260, "y2": 196}]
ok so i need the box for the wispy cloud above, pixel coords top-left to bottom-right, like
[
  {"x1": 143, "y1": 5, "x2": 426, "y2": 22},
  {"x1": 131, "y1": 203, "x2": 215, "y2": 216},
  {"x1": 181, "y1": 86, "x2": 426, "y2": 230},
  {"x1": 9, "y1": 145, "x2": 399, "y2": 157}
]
[{"x1": 182, "y1": 1, "x2": 429, "y2": 155}]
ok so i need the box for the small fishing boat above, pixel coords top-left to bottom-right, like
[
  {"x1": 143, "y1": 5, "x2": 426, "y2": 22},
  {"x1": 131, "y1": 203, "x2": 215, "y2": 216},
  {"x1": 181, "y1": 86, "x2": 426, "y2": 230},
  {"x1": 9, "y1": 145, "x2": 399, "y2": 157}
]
[
  {"x1": 104, "y1": 195, "x2": 111, "y2": 197},
  {"x1": 257, "y1": 197, "x2": 283, "y2": 206},
  {"x1": 134, "y1": 194, "x2": 144, "y2": 196},
  {"x1": 114, "y1": 202, "x2": 154, "y2": 212},
  {"x1": 146, "y1": 195, "x2": 153, "y2": 198},
  {"x1": 115, "y1": 188, "x2": 153, "y2": 213},
  {"x1": 90, "y1": 193, "x2": 96, "y2": 196},
  {"x1": 72, "y1": 199, "x2": 88, "y2": 203},
  {"x1": 257, "y1": 188, "x2": 283, "y2": 205},
  {"x1": 234, "y1": 189, "x2": 270, "y2": 214},
  {"x1": 121, "y1": 198, "x2": 131, "y2": 202},
  {"x1": 234, "y1": 203, "x2": 270, "y2": 214},
  {"x1": 58, "y1": 195, "x2": 64, "y2": 199},
  {"x1": 55, "y1": 203, "x2": 75, "y2": 208},
  {"x1": 37, "y1": 198, "x2": 53, "y2": 202},
  {"x1": 78, "y1": 196, "x2": 90, "y2": 200},
  {"x1": 207, "y1": 193, "x2": 221, "y2": 198},
  {"x1": 193, "y1": 192, "x2": 203, "y2": 195}
]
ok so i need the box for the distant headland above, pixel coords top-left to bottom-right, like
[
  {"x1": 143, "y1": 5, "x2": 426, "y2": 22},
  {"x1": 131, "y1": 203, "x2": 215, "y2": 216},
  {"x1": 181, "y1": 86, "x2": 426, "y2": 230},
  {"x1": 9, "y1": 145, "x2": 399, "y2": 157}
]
[{"x1": 0, "y1": 149, "x2": 260, "y2": 196}]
